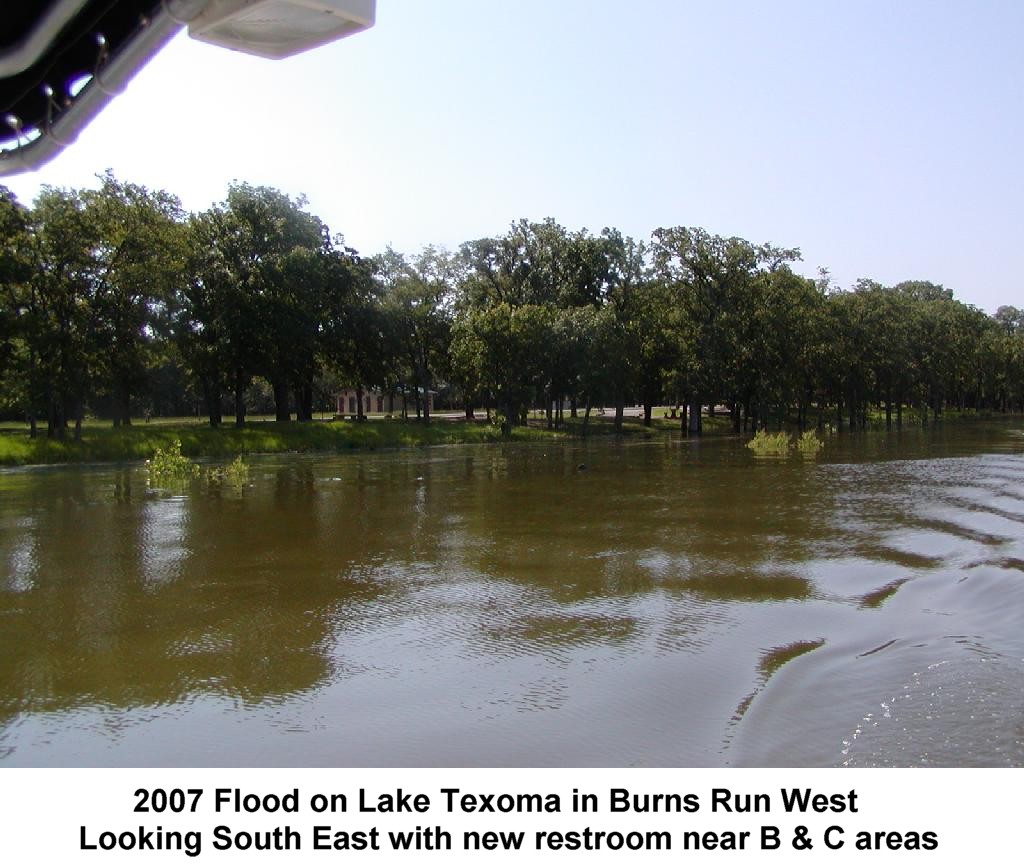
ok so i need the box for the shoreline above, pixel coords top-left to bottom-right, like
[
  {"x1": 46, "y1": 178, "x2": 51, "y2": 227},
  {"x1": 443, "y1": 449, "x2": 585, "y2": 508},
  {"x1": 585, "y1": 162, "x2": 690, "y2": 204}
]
[
  {"x1": 0, "y1": 412, "x2": 1013, "y2": 468},
  {"x1": 0, "y1": 418, "x2": 582, "y2": 468}
]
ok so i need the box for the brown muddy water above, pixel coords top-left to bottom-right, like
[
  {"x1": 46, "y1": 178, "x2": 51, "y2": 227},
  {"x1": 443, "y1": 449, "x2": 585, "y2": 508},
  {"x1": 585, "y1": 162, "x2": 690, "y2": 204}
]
[{"x1": 2, "y1": 424, "x2": 1023, "y2": 766}]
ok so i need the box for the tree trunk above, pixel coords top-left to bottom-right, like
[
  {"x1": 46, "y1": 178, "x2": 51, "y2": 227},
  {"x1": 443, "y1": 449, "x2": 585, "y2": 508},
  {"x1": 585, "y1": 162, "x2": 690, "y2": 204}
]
[
  {"x1": 614, "y1": 401, "x2": 624, "y2": 432},
  {"x1": 109, "y1": 382, "x2": 130, "y2": 428},
  {"x1": 273, "y1": 379, "x2": 290, "y2": 422},
  {"x1": 688, "y1": 399, "x2": 701, "y2": 435},
  {"x1": 234, "y1": 370, "x2": 246, "y2": 428},
  {"x1": 205, "y1": 381, "x2": 222, "y2": 428},
  {"x1": 304, "y1": 385, "x2": 314, "y2": 421},
  {"x1": 295, "y1": 383, "x2": 314, "y2": 422},
  {"x1": 49, "y1": 395, "x2": 67, "y2": 440},
  {"x1": 120, "y1": 385, "x2": 131, "y2": 427},
  {"x1": 27, "y1": 350, "x2": 39, "y2": 438},
  {"x1": 356, "y1": 386, "x2": 365, "y2": 421},
  {"x1": 643, "y1": 401, "x2": 653, "y2": 427},
  {"x1": 420, "y1": 363, "x2": 431, "y2": 425}
]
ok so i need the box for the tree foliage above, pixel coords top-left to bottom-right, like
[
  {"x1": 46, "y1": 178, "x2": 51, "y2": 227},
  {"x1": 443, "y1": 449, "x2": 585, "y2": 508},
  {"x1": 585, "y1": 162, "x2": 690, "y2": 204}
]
[{"x1": 2, "y1": 174, "x2": 1022, "y2": 436}]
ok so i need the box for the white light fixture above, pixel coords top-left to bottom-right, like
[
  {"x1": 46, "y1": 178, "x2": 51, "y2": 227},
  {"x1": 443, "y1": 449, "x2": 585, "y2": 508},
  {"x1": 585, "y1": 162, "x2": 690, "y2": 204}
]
[{"x1": 188, "y1": 0, "x2": 375, "y2": 59}]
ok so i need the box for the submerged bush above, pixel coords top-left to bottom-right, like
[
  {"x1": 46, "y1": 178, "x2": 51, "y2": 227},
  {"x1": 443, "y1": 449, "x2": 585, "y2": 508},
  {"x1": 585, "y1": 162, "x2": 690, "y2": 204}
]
[
  {"x1": 746, "y1": 430, "x2": 792, "y2": 456},
  {"x1": 490, "y1": 412, "x2": 510, "y2": 435},
  {"x1": 796, "y1": 429, "x2": 824, "y2": 456},
  {"x1": 206, "y1": 455, "x2": 249, "y2": 486},
  {"x1": 146, "y1": 439, "x2": 200, "y2": 484}
]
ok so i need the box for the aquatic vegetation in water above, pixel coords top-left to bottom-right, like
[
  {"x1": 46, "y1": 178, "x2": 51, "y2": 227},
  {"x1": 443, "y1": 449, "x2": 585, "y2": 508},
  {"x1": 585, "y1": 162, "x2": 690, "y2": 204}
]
[
  {"x1": 796, "y1": 429, "x2": 824, "y2": 457},
  {"x1": 746, "y1": 429, "x2": 824, "y2": 458},
  {"x1": 206, "y1": 455, "x2": 249, "y2": 486},
  {"x1": 146, "y1": 439, "x2": 200, "y2": 484},
  {"x1": 746, "y1": 430, "x2": 792, "y2": 456}
]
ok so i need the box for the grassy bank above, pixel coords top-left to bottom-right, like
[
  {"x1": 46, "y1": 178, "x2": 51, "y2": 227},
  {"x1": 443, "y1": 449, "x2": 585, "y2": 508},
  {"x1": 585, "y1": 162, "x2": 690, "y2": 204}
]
[
  {"x1": 3, "y1": 410, "x2": 1015, "y2": 467},
  {"x1": 0, "y1": 418, "x2": 569, "y2": 467}
]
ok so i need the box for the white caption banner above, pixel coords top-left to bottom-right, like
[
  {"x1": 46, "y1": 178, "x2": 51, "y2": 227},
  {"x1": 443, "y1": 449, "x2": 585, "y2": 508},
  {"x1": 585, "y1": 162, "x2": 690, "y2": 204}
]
[{"x1": 0, "y1": 767, "x2": 1015, "y2": 865}]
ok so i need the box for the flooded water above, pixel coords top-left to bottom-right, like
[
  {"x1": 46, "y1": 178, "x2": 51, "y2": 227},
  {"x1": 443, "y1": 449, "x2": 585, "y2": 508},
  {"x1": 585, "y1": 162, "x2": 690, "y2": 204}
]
[{"x1": 2, "y1": 423, "x2": 1023, "y2": 767}]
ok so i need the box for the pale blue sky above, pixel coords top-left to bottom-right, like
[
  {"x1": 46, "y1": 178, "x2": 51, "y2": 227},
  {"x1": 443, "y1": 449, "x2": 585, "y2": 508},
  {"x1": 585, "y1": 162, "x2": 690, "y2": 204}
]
[{"x1": 6, "y1": 0, "x2": 1023, "y2": 311}]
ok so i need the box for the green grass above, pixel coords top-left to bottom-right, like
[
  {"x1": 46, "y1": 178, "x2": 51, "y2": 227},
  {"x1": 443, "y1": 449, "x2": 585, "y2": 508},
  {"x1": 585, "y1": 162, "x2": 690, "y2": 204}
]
[
  {"x1": 0, "y1": 404, "x2": 813, "y2": 467},
  {"x1": 0, "y1": 409, "x2": 719, "y2": 466},
  {"x1": 0, "y1": 418, "x2": 569, "y2": 467},
  {"x1": 6, "y1": 408, "x2": 1009, "y2": 467}
]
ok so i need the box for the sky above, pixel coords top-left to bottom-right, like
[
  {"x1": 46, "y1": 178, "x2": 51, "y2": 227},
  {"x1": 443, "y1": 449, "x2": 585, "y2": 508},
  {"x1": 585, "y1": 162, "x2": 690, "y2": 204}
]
[{"x1": 4, "y1": 0, "x2": 1023, "y2": 312}]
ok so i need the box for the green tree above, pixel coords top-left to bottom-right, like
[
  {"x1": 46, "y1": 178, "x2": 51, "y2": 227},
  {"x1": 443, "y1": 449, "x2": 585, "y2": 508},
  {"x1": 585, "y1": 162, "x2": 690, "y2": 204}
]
[
  {"x1": 450, "y1": 303, "x2": 551, "y2": 433},
  {"x1": 0, "y1": 187, "x2": 32, "y2": 416},
  {"x1": 651, "y1": 227, "x2": 801, "y2": 433},
  {"x1": 323, "y1": 247, "x2": 388, "y2": 420},
  {"x1": 179, "y1": 184, "x2": 336, "y2": 426},
  {"x1": 376, "y1": 246, "x2": 457, "y2": 423},
  {"x1": 24, "y1": 186, "x2": 101, "y2": 438},
  {"x1": 82, "y1": 172, "x2": 185, "y2": 426}
]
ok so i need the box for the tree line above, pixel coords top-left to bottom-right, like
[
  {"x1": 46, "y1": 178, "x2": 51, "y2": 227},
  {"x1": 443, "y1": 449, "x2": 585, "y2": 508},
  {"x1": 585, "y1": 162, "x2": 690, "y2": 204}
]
[{"x1": 2, "y1": 174, "x2": 1023, "y2": 439}]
